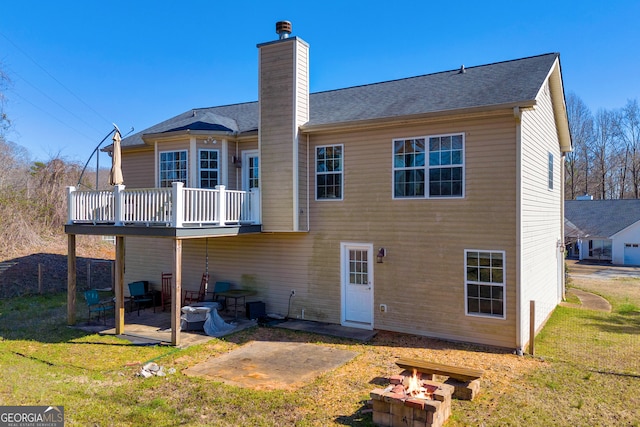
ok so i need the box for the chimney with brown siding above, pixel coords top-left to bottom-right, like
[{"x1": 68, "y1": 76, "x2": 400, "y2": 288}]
[{"x1": 257, "y1": 21, "x2": 309, "y2": 232}]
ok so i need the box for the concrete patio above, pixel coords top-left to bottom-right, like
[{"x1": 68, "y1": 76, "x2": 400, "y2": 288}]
[{"x1": 73, "y1": 307, "x2": 377, "y2": 347}]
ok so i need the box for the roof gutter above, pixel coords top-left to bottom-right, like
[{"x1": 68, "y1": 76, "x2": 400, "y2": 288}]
[
  {"x1": 142, "y1": 128, "x2": 237, "y2": 142},
  {"x1": 300, "y1": 101, "x2": 537, "y2": 134}
]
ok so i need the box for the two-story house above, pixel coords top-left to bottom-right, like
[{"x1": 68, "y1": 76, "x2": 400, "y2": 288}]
[{"x1": 65, "y1": 22, "x2": 572, "y2": 350}]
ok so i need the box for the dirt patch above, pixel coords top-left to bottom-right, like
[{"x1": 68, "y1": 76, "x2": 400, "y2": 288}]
[{"x1": 183, "y1": 341, "x2": 358, "y2": 390}]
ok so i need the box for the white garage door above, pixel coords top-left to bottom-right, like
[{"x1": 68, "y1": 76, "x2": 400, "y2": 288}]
[{"x1": 623, "y1": 243, "x2": 640, "y2": 265}]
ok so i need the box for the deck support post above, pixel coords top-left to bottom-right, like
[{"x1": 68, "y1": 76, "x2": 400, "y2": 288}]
[
  {"x1": 114, "y1": 236, "x2": 125, "y2": 334},
  {"x1": 529, "y1": 300, "x2": 536, "y2": 355},
  {"x1": 67, "y1": 234, "x2": 77, "y2": 325},
  {"x1": 171, "y1": 239, "x2": 182, "y2": 346}
]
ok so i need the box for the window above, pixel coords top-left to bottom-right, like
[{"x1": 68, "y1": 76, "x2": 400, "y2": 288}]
[
  {"x1": 199, "y1": 149, "x2": 219, "y2": 189},
  {"x1": 548, "y1": 152, "x2": 554, "y2": 190},
  {"x1": 393, "y1": 133, "x2": 464, "y2": 198},
  {"x1": 465, "y1": 250, "x2": 505, "y2": 318},
  {"x1": 588, "y1": 239, "x2": 612, "y2": 259},
  {"x1": 316, "y1": 145, "x2": 343, "y2": 200},
  {"x1": 159, "y1": 151, "x2": 188, "y2": 187}
]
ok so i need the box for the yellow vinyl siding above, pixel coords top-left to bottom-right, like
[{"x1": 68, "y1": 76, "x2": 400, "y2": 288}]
[
  {"x1": 258, "y1": 38, "x2": 308, "y2": 232},
  {"x1": 123, "y1": 237, "x2": 173, "y2": 294},
  {"x1": 184, "y1": 234, "x2": 323, "y2": 320},
  {"x1": 121, "y1": 108, "x2": 564, "y2": 349},
  {"x1": 298, "y1": 137, "x2": 309, "y2": 231},
  {"x1": 121, "y1": 149, "x2": 155, "y2": 188},
  {"x1": 305, "y1": 115, "x2": 518, "y2": 347},
  {"x1": 259, "y1": 41, "x2": 295, "y2": 231},
  {"x1": 122, "y1": 112, "x2": 522, "y2": 347}
]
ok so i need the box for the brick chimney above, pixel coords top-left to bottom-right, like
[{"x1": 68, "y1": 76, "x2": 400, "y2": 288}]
[{"x1": 257, "y1": 21, "x2": 309, "y2": 232}]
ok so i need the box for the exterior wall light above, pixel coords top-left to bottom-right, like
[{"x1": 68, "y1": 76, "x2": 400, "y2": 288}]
[{"x1": 377, "y1": 248, "x2": 386, "y2": 263}]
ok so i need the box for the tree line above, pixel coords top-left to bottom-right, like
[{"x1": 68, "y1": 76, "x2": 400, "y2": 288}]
[
  {"x1": 566, "y1": 93, "x2": 640, "y2": 200},
  {"x1": 0, "y1": 137, "x2": 87, "y2": 256},
  {"x1": 0, "y1": 68, "x2": 108, "y2": 257}
]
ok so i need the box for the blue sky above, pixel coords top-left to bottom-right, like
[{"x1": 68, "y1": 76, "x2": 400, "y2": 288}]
[{"x1": 1, "y1": 0, "x2": 639, "y2": 164}]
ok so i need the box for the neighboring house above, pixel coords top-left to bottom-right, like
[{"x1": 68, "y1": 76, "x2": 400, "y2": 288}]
[
  {"x1": 565, "y1": 199, "x2": 640, "y2": 265},
  {"x1": 65, "y1": 22, "x2": 571, "y2": 350}
]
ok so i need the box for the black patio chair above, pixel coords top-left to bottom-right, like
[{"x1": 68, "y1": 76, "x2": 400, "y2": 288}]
[{"x1": 128, "y1": 281, "x2": 154, "y2": 316}]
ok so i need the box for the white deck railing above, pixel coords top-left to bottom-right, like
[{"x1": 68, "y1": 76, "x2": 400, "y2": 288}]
[{"x1": 67, "y1": 182, "x2": 260, "y2": 227}]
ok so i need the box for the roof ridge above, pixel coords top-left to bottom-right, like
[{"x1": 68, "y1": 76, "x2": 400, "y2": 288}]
[
  {"x1": 309, "y1": 52, "x2": 560, "y2": 97},
  {"x1": 192, "y1": 100, "x2": 258, "y2": 111},
  {"x1": 192, "y1": 53, "x2": 560, "y2": 106}
]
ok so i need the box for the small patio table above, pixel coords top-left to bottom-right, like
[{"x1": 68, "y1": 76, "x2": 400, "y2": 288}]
[{"x1": 216, "y1": 289, "x2": 257, "y2": 319}]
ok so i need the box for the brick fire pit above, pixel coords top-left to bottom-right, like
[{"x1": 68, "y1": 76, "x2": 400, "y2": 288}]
[{"x1": 370, "y1": 370, "x2": 454, "y2": 427}]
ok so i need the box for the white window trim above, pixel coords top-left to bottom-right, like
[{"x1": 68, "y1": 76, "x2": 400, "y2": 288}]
[
  {"x1": 392, "y1": 132, "x2": 465, "y2": 200},
  {"x1": 464, "y1": 249, "x2": 506, "y2": 320},
  {"x1": 315, "y1": 144, "x2": 344, "y2": 201},
  {"x1": 158, "y1": 149, "x2": 188, "y2": 187},
  {"x1": 198, "y1": 148, "x2": 220, "y2": 189}
]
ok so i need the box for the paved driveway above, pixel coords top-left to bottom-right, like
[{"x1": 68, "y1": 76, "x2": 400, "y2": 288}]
[{"x1": 566, "y1": 259, "x2": 640, "y2": 280}]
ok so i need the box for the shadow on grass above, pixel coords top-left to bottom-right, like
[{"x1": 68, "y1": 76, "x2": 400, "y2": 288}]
[
  {"x1": 0, "y1": 291, "x2": 106, "y2": 343},
  {"x1": 583, "y1": 311, "x2": 640, "y2": 335},
  {"x1": 334, "y1": 399, "x2": 373, "y2": 426}
]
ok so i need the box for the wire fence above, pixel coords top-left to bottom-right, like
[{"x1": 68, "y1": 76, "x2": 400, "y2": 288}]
[
  {"x1": 0, "y1": 256, "x2": 113, "y2": 298},
  {"x1": 534, "y1": 300, "x2": 640, "y2": 376}
]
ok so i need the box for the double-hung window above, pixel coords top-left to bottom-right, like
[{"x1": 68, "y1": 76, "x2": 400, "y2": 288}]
[
  {"x1": 393, "y1": 133, "x2": 464, "y2": 198},
  {"x1": 159, "y1": 150, "x2": 188, "y2": 187},
  {"x1": 465, "y1": 250, "x2": 505, "y2": 318},
  {"x1": 316, "y1": 144, "x2": 343, "y2": 200},
  {"x1": 199, "y1": 149, "x2": 219, "y2": 189}
]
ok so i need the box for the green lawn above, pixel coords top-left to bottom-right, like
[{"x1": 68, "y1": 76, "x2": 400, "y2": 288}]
[{"x1": 0, "y1": 275, "x2": 638, "y2": 426}]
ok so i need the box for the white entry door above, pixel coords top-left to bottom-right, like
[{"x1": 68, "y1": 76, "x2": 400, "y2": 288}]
[{"x1": 341, "y1": 243, "x2": 373, "y2": 329}]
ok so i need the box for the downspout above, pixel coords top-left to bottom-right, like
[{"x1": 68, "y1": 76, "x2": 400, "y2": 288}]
[
  {"x1": 514, "y1": 106, "x2": 523, "y2": 353},
  {"x1": 560, "y1": 152, "x2": 566, "y2": 300}
]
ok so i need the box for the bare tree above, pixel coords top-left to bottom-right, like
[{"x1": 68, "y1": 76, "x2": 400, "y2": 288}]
[
  {"x1": 565, "y1": 93, "x2": 594, "y2": 199},
  {"x1": 0, "y1": 138, "x2": 30, "y2": 189},
  {"x1": 619, "y1": 99, "x2": 640, "y2": 197},
  {"x1": 30, "y1": 156, "x2": 82, "y2": 228},
  {"x1": 0, "y1": 63, "x2": 11, "y2": 136},
  {"x1": 592, "y1": 109, "x2": 618, "y2": 199},
  {"x1": 608, "y1": 110, "x2": 629, "y2": 199}
]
